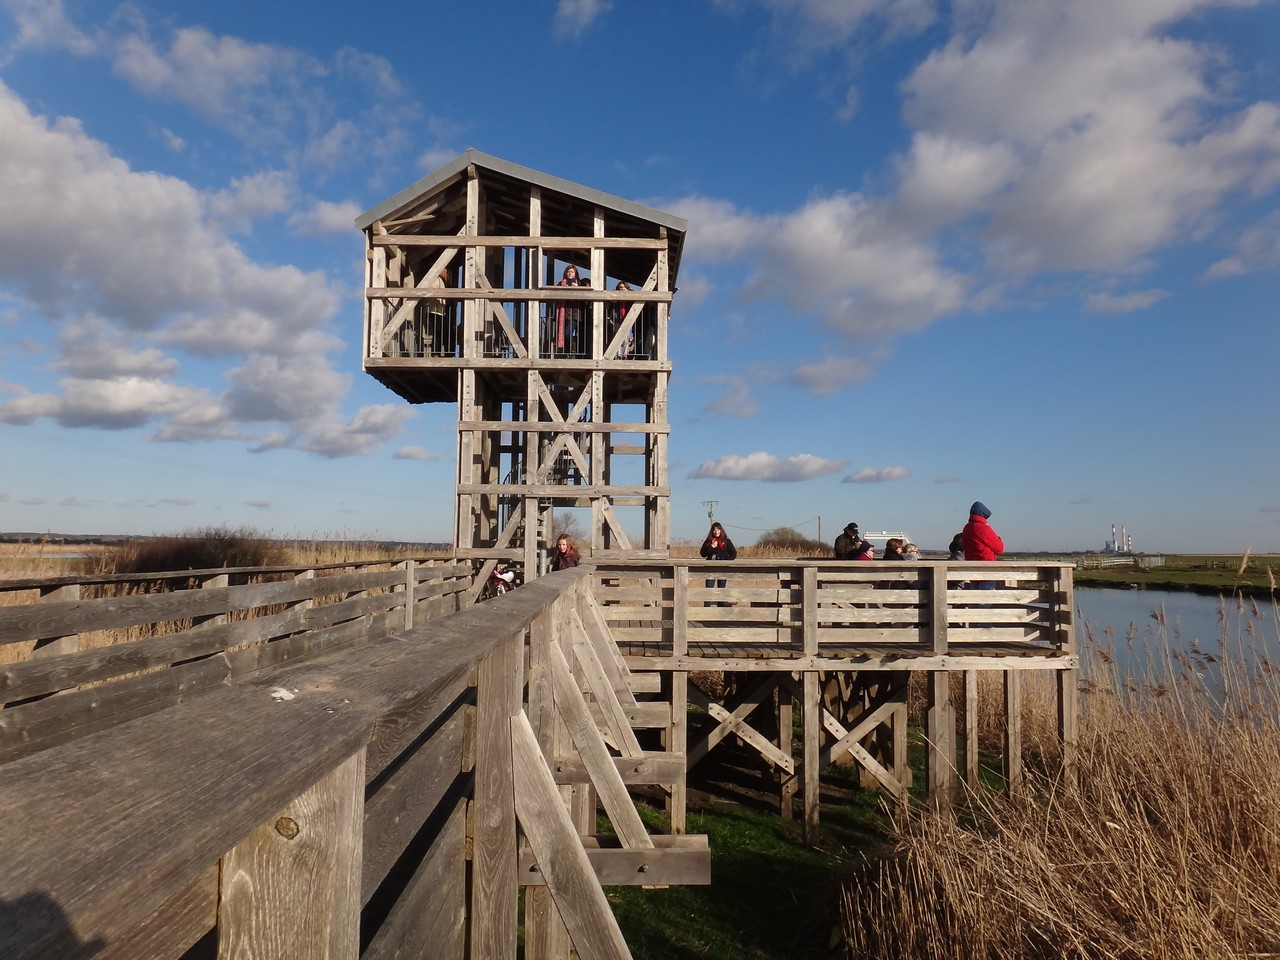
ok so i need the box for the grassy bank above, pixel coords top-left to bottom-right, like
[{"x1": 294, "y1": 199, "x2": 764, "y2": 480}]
[{"x1": 1072, "y1": 552, "x2": 1278, "y2": 596}]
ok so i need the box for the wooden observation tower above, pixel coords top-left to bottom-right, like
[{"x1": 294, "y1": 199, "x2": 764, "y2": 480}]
[{"x1": 357, "y1": 150, "x2": 686, "y2": 585}]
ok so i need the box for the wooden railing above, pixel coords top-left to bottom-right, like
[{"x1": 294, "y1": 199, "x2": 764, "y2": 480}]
[
  {"x1": 0, "y1": 568, "x2": 708, "y2": 960},
  {"x1": 591, "y1": 559, "x2": 1077, "y2": 664},
  {"x1": 0, "y1": 558, "x2": 472, "y2": 762}
]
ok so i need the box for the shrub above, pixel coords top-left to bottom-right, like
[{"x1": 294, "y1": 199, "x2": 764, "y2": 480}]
[
  {"x1": 755, "y1": 526, "x2": 829, "y2": 556},
  {"x1": 93, "y1": 525, "x2": 286, "y2": 574}
]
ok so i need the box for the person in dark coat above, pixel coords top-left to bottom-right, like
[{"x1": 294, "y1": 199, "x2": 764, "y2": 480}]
[
  {"x1": 700, "y1": 522, "x2": 736, "y2": 597},
  {"x1": 833, "y1": 522, "x2": 861, "y2": 560},
  {"x1": 948, "y1": 533, "x2": 965, "y2": 561}
]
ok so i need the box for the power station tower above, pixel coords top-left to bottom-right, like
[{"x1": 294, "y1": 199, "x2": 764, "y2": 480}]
[{"x1": 356, "y1": 151, "x2": 686, "y2": 589}]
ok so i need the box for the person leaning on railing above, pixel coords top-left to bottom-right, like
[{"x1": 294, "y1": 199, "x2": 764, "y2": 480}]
[{"x1": 700, "y1": 522, "x2": 736, "y2": 605}]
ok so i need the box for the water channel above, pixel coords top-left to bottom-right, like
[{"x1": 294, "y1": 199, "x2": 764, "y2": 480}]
[{"x1": 1074, "y1": 585, "x2": 1279, "y2": 685}]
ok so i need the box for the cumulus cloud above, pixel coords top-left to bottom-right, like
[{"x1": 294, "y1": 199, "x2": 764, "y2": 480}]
[
  {"x1": 690, "y1": 451, "x2": 846, "y2": 482},
  {"x1": 287, "y1": 199, "x2": 363, "y2": 236},
  {"x1": 112, "y1": 26, "x2": 320, "y2": 130},
  {"x1": 842, "y1": 466, "x2": 910, "y2": 484},
  {"x1": 673, "y1": 193, "x2": 967, "y2": 337},
  {"x1": 0, "y1": 81, "x2": 410, "y2": 456},
  {"x1": 901, "y1": 0, "x2": 1280, "y2": 275},
  {"x1": 209, "y1": 170, "x2": 296, "y2": 232}
]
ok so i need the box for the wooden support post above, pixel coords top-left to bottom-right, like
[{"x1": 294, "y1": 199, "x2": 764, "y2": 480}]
[
  {"x1": 1056, "y1": 567, "x2": 1079, "y2": 787},
  {"x1": 525, "y1": 607, "x2": 572, "y2": 960},
  {"x1": 402, "y1": 560, "x2": 416, "y2": 630},
  {"x1": 218, "y1": 749, "x2": 365, "y2": 960},
  {"x1": 926, "y1": 671, "x2": 956, "y2": 811},
  {"x1": 669, "y1": 565, "x2": 689, "y2": 833},
  {"x1": 965, "y1": 669, "x2": 979, "y2": 788},
  {"x1": 33, "y1": 583, "x2": 79, "y2": 660},
  {"x1": 779, "y1": 684, "x2": 796, "y2": 819},
  {"x1": 803, "y1": 670, "x2": 820, "y2": 845},
  {"x1": 1004, "y1": 669, "x2": 1024, "y2": 797},
  {"x1": 472, "y1": 632, "x2": 525, "y2": 959}
]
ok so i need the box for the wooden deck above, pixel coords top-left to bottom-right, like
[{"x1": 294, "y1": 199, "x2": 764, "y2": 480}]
[{"x1": 0, "y1": 558, "x2": 1078, "y2": 958}]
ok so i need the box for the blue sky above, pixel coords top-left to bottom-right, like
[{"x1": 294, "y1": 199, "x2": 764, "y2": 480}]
[{"x1": 1, "y1": 0, "x2": 1278, "y2": 553}]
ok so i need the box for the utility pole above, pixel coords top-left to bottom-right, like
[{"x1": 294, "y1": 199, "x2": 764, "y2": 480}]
[
  {"x1": 701, "y1": 500, "x2": 717, "y2": 524},
  {"x1": 817, "y1": 515, "x2": 821, "y2": 543}
]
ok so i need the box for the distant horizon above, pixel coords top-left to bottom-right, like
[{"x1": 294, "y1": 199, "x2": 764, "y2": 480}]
[{"x1": 1, "y1": 530, "x2": 1267, "y2": 558}]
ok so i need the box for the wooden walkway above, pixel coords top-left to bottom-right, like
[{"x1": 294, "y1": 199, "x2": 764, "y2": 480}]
[{"x1": 0, "y1": 557, "x2": 1077, "y2": 958}]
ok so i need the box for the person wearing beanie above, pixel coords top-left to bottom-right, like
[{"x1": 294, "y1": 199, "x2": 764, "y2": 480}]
[
  {"x1": 962, "y1": 501, "x2": 1004, "y2": 561},
  {"x1": 833, "y1": 522, "x2": 861, "y2": 560}
]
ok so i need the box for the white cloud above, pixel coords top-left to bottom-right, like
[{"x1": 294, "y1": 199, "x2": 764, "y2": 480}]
[
  {"x1": 112, "y1": 26, "x2": 319, "y2": 129},
  {"x1": 690, "y1": 451, "x2": 846, "y2": 482},
  {"x1": 1084, "y1": 289, "x2": 1168, "y2": 314},
  {"x1": 842, "y1": 466, "x2": 911, "y2": 483},
  {"x1": 209, "y1": 171, "x2": 296, "y2": 232},
  {"x1": 1, "y1": 0, "x2": 95, "y2": 58},
  {"x1": 554, "y1": 0, "x2": 612, "y2": 38},
  {"x1": 1206, "y1": 211, "x2": 1280, "y2": 278},
  {"x1": 0, "y1": 81, "x2": 409, "y2": 456},
  {"x1": 789, "y1": 352, "x2": 885, "y2": 397},
  {"x1": 287, "y1": 199, "x2": 363, "y2": 236},
  {"x1": 393, "y1": 446, "x2": 433, "y2": 461},
  {"x1": 674, "y1": 193, "x2": 967, "y2": 336},
  {"x1": 901, "y1": 0, "x2": 1280, "y2": 275},
  {"x1": 700, "y1": 376, "x2": 759, "y2": 419}
]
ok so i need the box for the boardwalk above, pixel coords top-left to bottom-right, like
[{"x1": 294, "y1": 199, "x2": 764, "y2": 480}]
[{"x1": 0, "y1": 558, "x2": 1075, "y2": 958}]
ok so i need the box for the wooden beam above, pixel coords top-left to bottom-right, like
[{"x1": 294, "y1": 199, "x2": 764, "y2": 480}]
[
  {"x1": 510, "y1": 713, "x2": 633, "y2": 960},
  {"x1": 218, "y1": 748, "x2": 364, "y2": 960}
]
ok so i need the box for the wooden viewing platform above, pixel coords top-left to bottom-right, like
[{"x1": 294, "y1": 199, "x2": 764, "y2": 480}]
[{"x1": 0, "y1": 555, "x2": 1076, "y2": 958}]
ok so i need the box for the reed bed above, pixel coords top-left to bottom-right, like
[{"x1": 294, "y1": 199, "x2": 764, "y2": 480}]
[{"x1": 843, "y1": 593, "x2": 1280, "y2": 959}]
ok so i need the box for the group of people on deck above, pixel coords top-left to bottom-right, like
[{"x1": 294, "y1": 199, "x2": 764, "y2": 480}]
[
  {"x1": 833, "y1": 502, "x2": 1004, "y2": 562},
  {"x1": 550, "y1": 265, "x2": 647, "y2": 358}
]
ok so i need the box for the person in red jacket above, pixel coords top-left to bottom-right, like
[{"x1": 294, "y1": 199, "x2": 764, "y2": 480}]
[{"x1": 962, "y1": 501, "x2": 1004, "y2": 561}]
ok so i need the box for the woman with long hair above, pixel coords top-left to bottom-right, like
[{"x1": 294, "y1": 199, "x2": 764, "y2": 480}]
[
  {"x1": 550, "y1": 533, "x2": 581, "y2": 571},
  {"x1": 699, "y1": 521, "x2": 737, "y2": 601}
]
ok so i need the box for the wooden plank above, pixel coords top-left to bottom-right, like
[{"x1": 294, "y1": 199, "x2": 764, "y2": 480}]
[
  {"x1": 0, "y1": 569, "x2": 405, "y2": 646},
  {"x1": 218, "y1": 748, "x2": 365, "y2": 960},
  {"x1": 510, "y1": 713, "x2": 633, "y2": 960},
  {"x1": 97, "y1": 866, "x2": 216, "y2": 960},
  {"x1": 1004, "y1": 669, "x2": 1024, "y2": 796},
  {"x1": 965, "y1": 670, "x2": 979, "y2": 788},
  {"x1": 549, "y1": 752, "x2": 686, "y2": 785},
  {"x1": 470, "y1": 632, "x2": 523, "y2": 960},
  {"x1": 548, "y1": 641, "x2": 652, "y2": 850},
  {"x1": 569, "y1": 607, "x2": 643, "y2": 758},
  {"x1": 0, "y1": 685, "x2": 371, "y2": 960},
  {"x1": 362, "y1": 801, "x2": 467, "y2": 960},
  {"x1": 0, "y1": 655, "x2": 233, "y2": 761},
  {"x1": 361, "y1": 704, "x2": 467, "y2": 901},
  {"x1": 803, "y1": 671, "x2": 820, "y2": 844},
  {"x1": 372, "y1": 234, "x2": 668, "y2": 249},
  {"x1": 519, "y1": 834, "x2": 710, "y2": 887},
  {"x1": 926, "y1": 671, "x2": 956, "y2": 810}
]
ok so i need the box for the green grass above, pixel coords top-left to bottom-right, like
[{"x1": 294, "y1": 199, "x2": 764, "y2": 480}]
[
  {"x1": 1072, "y1": 552, "x2": 1279, "y2": 595},
  {"x1": 607, "y1": 793, "x2": 889, "y2": 960}
]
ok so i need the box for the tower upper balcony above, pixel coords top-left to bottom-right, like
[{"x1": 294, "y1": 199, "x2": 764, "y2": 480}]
[{"x1": 356, "y1": 150, "x2": 687, "y2": 405}]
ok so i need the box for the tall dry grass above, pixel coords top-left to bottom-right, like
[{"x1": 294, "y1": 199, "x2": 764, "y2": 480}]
[{"x1": 845, "y1": 592, "x2": 1280, "y2": 959}]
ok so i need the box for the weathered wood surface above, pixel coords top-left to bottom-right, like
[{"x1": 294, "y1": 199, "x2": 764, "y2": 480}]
[{"x1": 0, "y1": 571, "x2": 571, "y2": 960}]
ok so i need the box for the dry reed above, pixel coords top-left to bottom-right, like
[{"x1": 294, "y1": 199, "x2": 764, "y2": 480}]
[{"x1": 845, "y1": 593, "x2": 1280, "y2": 959}]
